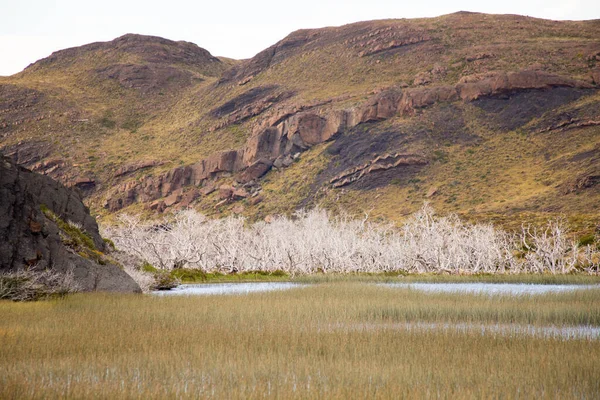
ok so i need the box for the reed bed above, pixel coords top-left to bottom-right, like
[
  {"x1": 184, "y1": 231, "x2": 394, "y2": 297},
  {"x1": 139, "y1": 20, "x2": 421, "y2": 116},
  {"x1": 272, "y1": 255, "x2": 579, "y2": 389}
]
[{"x1": 1, "y1": 283, "x2": 599, "y2": 398}]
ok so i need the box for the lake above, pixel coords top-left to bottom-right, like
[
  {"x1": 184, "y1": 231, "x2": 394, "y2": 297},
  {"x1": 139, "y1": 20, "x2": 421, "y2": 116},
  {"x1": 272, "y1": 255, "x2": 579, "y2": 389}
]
[
  {"x1": 152, "y1": 282, "x2": 304, "y2": 296},
  {"x1": 381, "y1": 282, "x2": 600, "y2": 295}
]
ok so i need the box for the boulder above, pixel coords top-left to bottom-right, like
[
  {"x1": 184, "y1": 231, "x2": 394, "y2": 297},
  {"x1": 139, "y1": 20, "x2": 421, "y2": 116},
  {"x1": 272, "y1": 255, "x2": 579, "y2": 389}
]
[
  {"x1": 149, "y1": 200, "x2": 166, "y2": 213},
  {"x1": 248, "y1": 195, "x2": 264, "y2": 206},
  {"x1": 413, "y1": 71, "x2": 432, "y2": 86},
  {"x1": 218, "y1": 185, "x2": 234, "y2": 200},
  {"x1": 232, "y1": 188, "x2": 249, "y2": 200},
  {"x1": 237, "y1": 159, "x2": 272, "y2": 183},
  {"x1": 282, "y1": 155, "x2": 294, "y2": 167},
  {"x1": 426, "y1": 187, "x2": 438, "y2": 198},
  {"x1": 163, "y1": 191, "x2": 182, "y2": 207},
  {"x1": 273, "y1": 157, "x2": 284, "y2": 169},
  {"x1": 179, "y1": 189, "x2": 199, "y2": 208},
  {"x1": 200, "y1": 182, "x2": 216, "y2": 196}
]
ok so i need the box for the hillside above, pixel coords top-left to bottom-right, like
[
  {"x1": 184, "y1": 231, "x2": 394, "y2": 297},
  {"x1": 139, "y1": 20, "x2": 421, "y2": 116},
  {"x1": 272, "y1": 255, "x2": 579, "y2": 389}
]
[{"x1": 1, "y1": 12, "x2": 599, "y2": 234}]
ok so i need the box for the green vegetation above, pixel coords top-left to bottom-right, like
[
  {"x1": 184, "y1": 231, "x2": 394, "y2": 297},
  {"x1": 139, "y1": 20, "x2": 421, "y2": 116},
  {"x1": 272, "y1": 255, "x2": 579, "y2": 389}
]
[
  {"x1": 40, "y1": 205, "x2": 118, "y2": 267},
  {"x1": 102, "y1": 237, "x2": 116, "y2": 250},
  {"x1": 136, "y1": 262, "x2": 179, "y2": 290},
  {"x1": 171, "y1": 269, "x2": 289, "y2": 283},
  {"x1": 579, "y1": 234, "x2": 596, "y2": 247},
  {"x1": 41, "y1": 205, "x2": 97, "y2": 251},
  {"x1": 0, "y1": 284, "x2": 598, "y2": 398}
]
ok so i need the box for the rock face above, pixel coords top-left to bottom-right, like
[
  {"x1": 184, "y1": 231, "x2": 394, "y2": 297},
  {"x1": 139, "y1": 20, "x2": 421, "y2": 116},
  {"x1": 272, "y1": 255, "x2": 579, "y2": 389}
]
[
  {"x1": 0, "y1": 156, "x2": 140, "y2": 293},
  {"x1": 102, "y1": 68, "x2": 595, "y2": 212}
]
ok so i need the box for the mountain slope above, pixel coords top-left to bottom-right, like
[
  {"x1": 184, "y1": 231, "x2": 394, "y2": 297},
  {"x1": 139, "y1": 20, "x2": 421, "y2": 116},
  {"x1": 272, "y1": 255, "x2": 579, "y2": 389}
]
[{"x1": 1, "y1": 12, "x2": 599, "y2": 233}]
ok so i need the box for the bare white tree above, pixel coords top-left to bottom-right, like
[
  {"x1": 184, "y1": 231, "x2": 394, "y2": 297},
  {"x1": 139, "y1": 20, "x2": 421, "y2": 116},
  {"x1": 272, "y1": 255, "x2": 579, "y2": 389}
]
[
  {"x1": 519, "y1": 219, "x2": 579, "y2": 274},
  {"x1": 0, "y1": 268, "x2": 80, "y2": 301},
  {"x1": 102, "y1": 205, "x2": 599, "y2": 276}
]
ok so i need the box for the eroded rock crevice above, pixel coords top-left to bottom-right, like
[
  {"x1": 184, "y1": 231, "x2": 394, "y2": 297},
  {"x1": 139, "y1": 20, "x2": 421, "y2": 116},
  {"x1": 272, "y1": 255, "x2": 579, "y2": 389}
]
[{"x1": 330, "y1": 153, "x2": 428, "y2": 188}]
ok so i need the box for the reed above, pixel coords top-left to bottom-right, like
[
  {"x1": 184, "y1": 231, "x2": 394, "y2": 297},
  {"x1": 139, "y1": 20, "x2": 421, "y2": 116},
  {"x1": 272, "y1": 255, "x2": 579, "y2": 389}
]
[{"x1": 1, "y1": 283, "x2": 599, "y2": 398}]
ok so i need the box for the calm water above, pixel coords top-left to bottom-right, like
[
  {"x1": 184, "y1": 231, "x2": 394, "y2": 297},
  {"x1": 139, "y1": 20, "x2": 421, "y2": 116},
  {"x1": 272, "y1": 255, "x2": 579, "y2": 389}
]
[
  {"x1": 154, "y1": 282, "x2": 600, "y2": 296},
  {"x1": 381, "y1": 282, "x2": 600, "y2": 295},
  {"x1": 335, "y1": 322, "x2": 600, "y2": 341},
  {"x1": 152, "y1": 282, "x2": 303, "y2": 296}
]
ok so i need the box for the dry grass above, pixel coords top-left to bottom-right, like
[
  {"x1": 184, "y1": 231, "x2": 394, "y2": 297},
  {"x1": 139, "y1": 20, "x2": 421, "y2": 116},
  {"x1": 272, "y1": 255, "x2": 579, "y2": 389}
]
[{"x1": 1, "y1": 283, "x2": 599, "y2": 398}]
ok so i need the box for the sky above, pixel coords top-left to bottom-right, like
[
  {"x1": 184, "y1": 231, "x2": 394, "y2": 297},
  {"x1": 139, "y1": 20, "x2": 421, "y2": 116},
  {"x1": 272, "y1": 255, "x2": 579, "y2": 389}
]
[{"x1": 1, "y1": 0, "x2": 598, "y2": 76}]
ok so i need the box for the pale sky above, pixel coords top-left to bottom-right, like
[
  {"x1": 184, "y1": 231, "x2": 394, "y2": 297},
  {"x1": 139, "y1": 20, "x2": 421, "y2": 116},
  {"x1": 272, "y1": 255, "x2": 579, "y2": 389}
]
[{"x1": 1, "y1": 0, "x2": 598, "y2": 76}]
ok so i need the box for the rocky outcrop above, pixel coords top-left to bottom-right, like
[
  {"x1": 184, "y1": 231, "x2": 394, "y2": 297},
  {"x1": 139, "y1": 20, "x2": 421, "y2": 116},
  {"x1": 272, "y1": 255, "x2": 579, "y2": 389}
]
[
  {"x1": 330, "y1": 153, "x2": 428, "y2": 188},
  {"x1": 114, "y1": 160, "x2": 163, "y2": 177},
  {"x1": 533, "y1": 119, "x2": 600, "y2": 134},
  {"x1": 103, "y1": 70, "x2": 594, "y2": 211},
  {"x1": 209, "y1": 86, "x2": 296, "y2": 131},
  {"x1": 97, "y1": 63, "x2": 202, "y2": 93},
  {"x1": 344, "y1": 26, "x2": 431, "y2": 57},
  {"x1": 0, "y1": 156, "x2": 140, "y2": 293},
  {"x1": 456, "y1": 70, "x2": 591, "y2": 101},
  {"x1": 562, "y1": 171, "x2": 600, "y2": 194},
  {"x1": 238, "y1": 159, "x2": 273, "y2": 184}
]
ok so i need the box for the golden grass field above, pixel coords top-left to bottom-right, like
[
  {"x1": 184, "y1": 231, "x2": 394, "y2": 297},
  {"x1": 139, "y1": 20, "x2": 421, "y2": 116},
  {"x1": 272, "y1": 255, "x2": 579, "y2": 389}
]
[{"x1": 1, "y1": 280, "x2": 599, "y2": 399}]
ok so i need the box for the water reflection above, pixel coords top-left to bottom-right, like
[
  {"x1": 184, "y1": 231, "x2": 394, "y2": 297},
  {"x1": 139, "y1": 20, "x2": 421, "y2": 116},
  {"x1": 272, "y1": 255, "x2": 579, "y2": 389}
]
[
  {"x1": 335, "y1": 322, "x2": 600, "y2": 341},
  {"x1": 152, "y1": 282, "x2": 303, "y2": 296},
  {"x1": 381, "y1": 282, "x2": 600, "y2": 296}
]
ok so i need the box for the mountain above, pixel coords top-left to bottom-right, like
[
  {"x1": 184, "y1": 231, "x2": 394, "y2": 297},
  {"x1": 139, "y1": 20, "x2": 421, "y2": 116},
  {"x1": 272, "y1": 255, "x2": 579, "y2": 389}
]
[{"x1": 1, "y1": 12, "x2": 599, "y2": 234}]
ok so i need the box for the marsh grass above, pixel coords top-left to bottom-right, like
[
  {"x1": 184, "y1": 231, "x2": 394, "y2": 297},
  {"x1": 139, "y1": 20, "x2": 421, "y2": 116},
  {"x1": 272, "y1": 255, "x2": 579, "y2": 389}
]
[
  {"x1": 1, "y1": 283, "x2": 599, "y2": 398},
  {"x1": 294, "y1": 273, "x2": 600, "y2": 285}
]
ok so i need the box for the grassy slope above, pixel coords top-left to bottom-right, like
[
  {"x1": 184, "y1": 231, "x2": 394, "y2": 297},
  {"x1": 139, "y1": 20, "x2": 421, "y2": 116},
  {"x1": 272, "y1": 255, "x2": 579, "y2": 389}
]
[
  {"x1": 148, "y1": 13, "x2": 600, "y2": 233},
  {"x1": 1, "y1": 285, "x2": 599, "y2": 398},
  {"x1": 1, "y1": 13, "x2": 599, "y2": 232}
]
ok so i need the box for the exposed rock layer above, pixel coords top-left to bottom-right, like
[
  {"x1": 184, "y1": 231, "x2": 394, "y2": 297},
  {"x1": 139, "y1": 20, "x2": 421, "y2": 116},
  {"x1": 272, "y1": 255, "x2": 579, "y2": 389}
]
[{"x1": 104, "y1": 70, "x2": 594, "y2": 211}]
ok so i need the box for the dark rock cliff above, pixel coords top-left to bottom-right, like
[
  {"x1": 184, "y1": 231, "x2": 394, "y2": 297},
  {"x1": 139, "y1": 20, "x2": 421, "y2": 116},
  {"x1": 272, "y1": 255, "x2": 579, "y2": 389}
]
[{"x1": 0, "y1": 156, "x2": 140, "y2": 292}]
